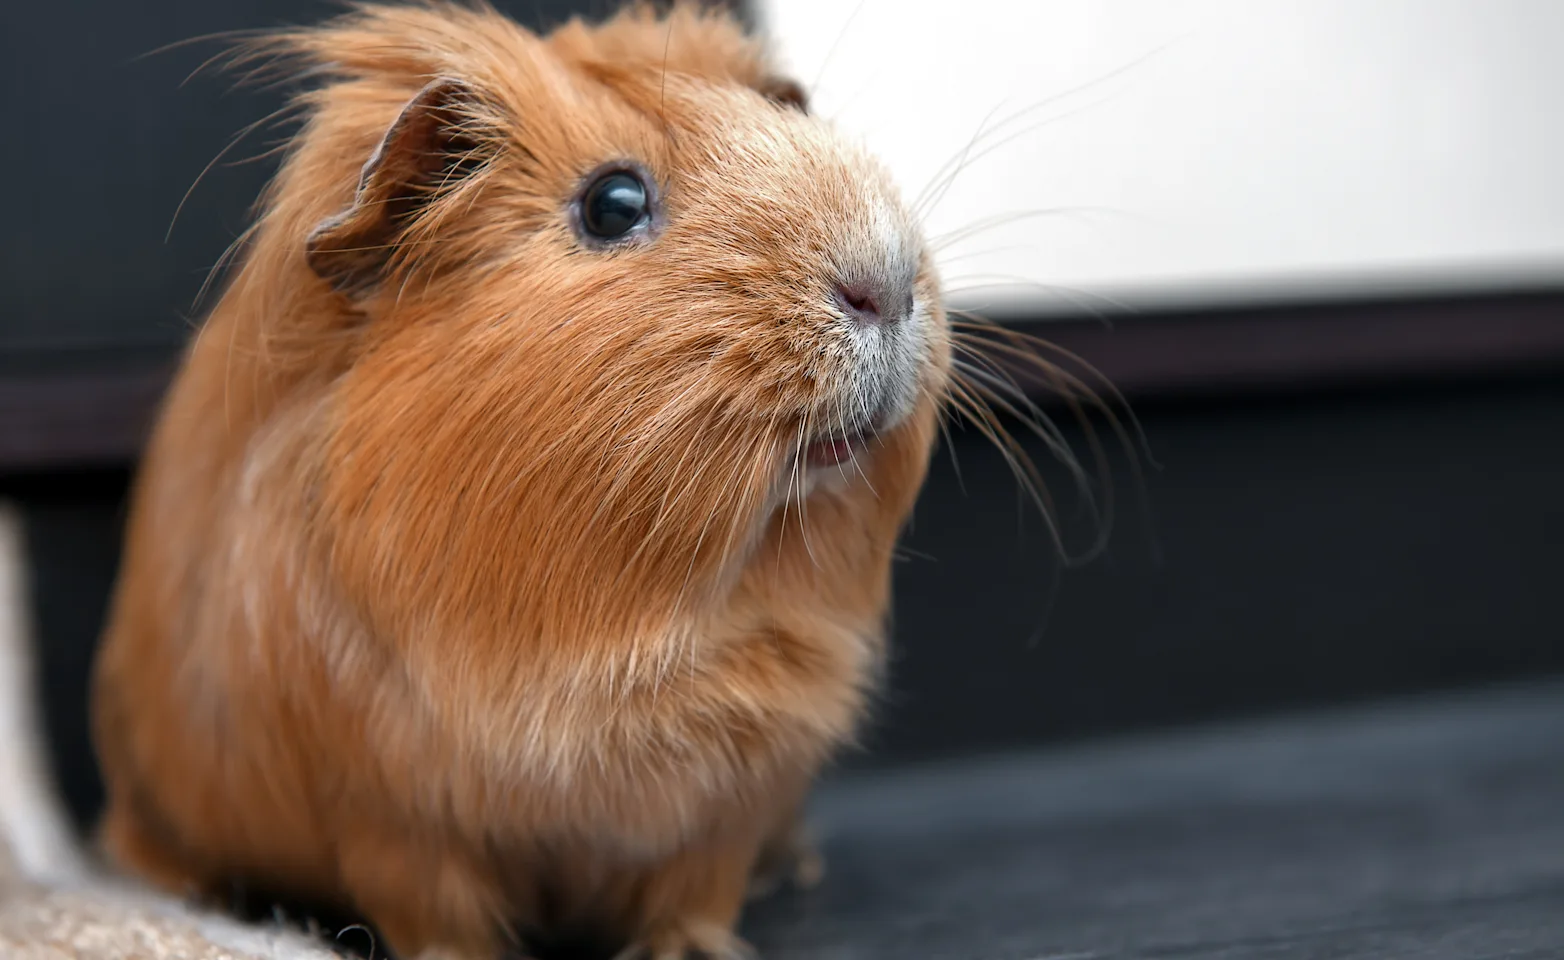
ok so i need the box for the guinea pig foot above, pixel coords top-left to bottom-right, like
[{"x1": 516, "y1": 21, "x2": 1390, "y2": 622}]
[
  {"x1": 612, "y1": 923, "x2": 760, "y2": 960},
  {"x1": 746, "y1": 828, "x2": 825, "y2": 902}
]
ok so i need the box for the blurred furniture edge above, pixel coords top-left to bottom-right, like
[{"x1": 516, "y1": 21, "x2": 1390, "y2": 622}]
[{"x1": 4, "y1": 284, "x2": 1562, "y2": 473}]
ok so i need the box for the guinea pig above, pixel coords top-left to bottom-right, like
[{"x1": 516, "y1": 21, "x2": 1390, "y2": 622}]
[{"x1": 90, "y1": 2, "x2": 950, "y2": 958}]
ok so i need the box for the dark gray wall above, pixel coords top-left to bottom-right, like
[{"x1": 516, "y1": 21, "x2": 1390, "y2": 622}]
[{"x1": 0, "y1": 0, "x2": 744, "y2": 356}]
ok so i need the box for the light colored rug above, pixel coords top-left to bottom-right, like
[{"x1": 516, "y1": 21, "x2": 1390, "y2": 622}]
[{"x1": 0, "y1": 503, "x2": 338, "y2": 960}]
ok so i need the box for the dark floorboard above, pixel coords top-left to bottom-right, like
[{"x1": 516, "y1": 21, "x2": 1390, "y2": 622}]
[{"x1": 744, "y1": 680, "x2": 1564, "y2": 960}]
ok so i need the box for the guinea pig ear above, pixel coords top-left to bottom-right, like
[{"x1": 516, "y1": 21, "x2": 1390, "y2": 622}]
[
  {"x1": 306, "y1": 77, "x2": 490, "y2": 296},
  {"x1": 757, "y1": 75, "x2": 809, "y2": 114}
]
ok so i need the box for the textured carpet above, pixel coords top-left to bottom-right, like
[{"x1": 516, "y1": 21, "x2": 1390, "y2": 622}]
[
  {"x1": 0, "y1": 503, "x2": 334, "y2": 960},
  {"x1": 0, "y1": 879, "x2": 341, "y2": 960}
]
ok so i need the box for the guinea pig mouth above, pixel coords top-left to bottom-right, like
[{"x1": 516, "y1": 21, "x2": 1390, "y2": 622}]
[
  {"x1": 802, "y1": 407, "x2": 890, "y2": 469},
  {"x1": 804, "y1": 429, "x2": 870, "y2": 469}
]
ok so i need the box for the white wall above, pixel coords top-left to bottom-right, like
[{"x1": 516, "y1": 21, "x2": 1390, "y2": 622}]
[{"x1": 757, "y1": 0, "x2": 1564, "y2": 314}]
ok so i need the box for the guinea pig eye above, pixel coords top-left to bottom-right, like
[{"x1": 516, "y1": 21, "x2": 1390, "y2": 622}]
[{"x1": 579, "y1": 170, "x2": 651, "y2": 242}]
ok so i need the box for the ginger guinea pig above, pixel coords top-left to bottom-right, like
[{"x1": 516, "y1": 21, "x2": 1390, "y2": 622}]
[{"x1": 90, "y1": 2, "x2": 950, "y2": 958}]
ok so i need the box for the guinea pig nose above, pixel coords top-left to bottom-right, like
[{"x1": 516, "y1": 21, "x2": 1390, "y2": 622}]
[{"x1": 835, "y1": 280, "x2": 907, "y2": 327}]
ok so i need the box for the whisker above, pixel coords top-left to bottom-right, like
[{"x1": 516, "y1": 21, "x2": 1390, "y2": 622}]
[
  {"x1": 930, "y1": 243, "x2": 1040, "y2": 268},
  {"x1": 943, "y1": 275, "x2": 1137, "y2": 322},
  {"x1": 952, "y1": 358, "x2": 1108, "y2": 550},
  {"x1": 793, "y1": 409, "x2": 821, "y2": 569},
  {"x1": 953, "y1": 317, "x2": 1156, "y2": 468},
  {"x1": 929, "y1": 206, "x2": 1126, "y2": 253},
  {"x1": 658, "y1": 7, "x2": 675, "y2": 143},
  {"x1": 809, "y1": 0, "x2": 872, "y2": 99},
  {"x1": 913, "y1": 98, "x2": 1012, "y2": 219},
  {"x1": 951, "y1": 317, "x2": 1161, "y2": 563},
  {"x1": 945, "y1": 298, "x2": 1168, "y2": 565},
  {"x1": 944, "y1": 380, "x2": 1059, "y2": 535},
  {"x1": 919, "y1": 91, "x2": 1135, "y2": 223},
  {"x1": 846, "y1": 432, "x2": 880, "y2": 500},
  {"x1": 776, "y1": 424, "x2": 802, "y2": 578},
  {"x1": 913, "y1": 39, "x2": 1178, "y2": 220},
  {"x1": 894, "y1": 544, "x2": 938, "y2": 563},
  {"x1": 950, "y1": 353, "x2": 1086, "y2": 497},
  {"x1": 951, "y1": 352, "x2": 1074, "y2": 467},
  {"x1": 933, "y1": 392, "x2": 969, "y2": 497}
]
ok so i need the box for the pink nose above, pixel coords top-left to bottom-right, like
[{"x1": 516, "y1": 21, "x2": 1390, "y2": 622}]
[
  {"x1": 836, "y1": 283, "x2": 883, "y2": 325},
  {"x1": 836, "y1": 281, "x2": 908, "y2": 327}
]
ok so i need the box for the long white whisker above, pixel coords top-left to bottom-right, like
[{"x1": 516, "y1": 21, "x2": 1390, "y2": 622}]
[
  {"x1": 943, "y1": 275, "x2": 1136, "y2": 321},
  {"x1": 794, "y1": 409, "x2": 821, "y2": 569},
  {"x1": 929, "y1": 207, "x2": 1126, "y2": 253},
  {"x1": 913, "y1": 39, "x2": 1178, "y2": 220}
]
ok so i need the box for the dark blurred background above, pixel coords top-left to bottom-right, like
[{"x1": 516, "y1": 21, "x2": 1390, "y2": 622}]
[{"x1": 2, "y1": 0, "x2": 1562, "y2": 843}]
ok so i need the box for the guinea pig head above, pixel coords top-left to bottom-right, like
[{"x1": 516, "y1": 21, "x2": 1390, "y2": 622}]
[{"x1": 258, "y1": 4, "x2": 949, "y2": 669}]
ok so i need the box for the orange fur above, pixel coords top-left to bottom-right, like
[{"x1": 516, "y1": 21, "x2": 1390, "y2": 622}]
[{"x1": 90, "y1": 3, "x2": 950, "y2": 958}]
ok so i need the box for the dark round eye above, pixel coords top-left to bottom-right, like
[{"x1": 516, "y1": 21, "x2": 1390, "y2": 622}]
[{"x1": 580, "y1": 170, "x2": 650, "y2": 241}]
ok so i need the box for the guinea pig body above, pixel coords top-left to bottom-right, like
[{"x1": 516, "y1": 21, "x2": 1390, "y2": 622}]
[{"x1": 90, "y1": 3, "x2": 949, "y2": 958}]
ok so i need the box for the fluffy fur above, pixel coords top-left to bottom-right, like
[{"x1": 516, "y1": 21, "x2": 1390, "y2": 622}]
[{"x1": 90, "y1": 3, "x2": 950, "y2": 958}]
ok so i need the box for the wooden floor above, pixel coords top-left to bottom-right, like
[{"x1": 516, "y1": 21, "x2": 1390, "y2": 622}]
[{"x1": 745, "y1": 680, "x2": 1564, "y2": 960}]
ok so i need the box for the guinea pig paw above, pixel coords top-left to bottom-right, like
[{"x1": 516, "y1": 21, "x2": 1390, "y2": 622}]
[
  {"x1": 747, "y1": 830, "x2": 826, "y2": 902},
  {"x1": 790, "y1": 840, "x2": 826, "y2": 891},
  {"x1": 744, "y1": 869, "x2": 785, "y2": 903},
  {"x1": 613, "y1": 923, "x2": 760, "y2": 960}
]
